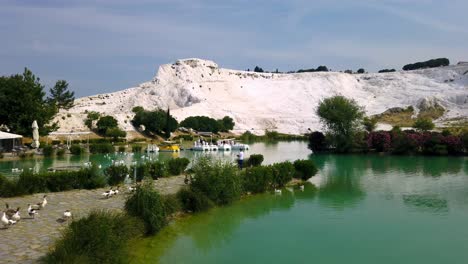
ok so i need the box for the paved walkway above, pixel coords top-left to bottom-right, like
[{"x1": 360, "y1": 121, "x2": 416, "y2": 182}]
[{"x1": 0, "y1": 176, "x2": 186, "y2": 264}]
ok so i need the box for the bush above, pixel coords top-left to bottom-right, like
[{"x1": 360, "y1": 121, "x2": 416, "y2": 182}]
[
  {"x1": 105, "y1": 165, "x2": 129, "y2": 186},
  {"x1": 42, "y1": 145, "x2": 54, "y2": 156},
  {"x1": 162, "y1": 194, "x2": 182, "y2": 216},
  {"x1": 16, "y1": 171, "x2": 47, "y2": 194},
  {"x1": 148, "y1": 161, "x2": 167, "y2": 179},
  {"x1": 293, "y1": 160, "x2": 318, "y2": 181},
  {"x1": 96, "y1": 116, "x2": 118, "y2": 135},
  {"x1": 56, "y1": 148, "x2": 66, "y2": 157},
  {"x1": 41, "y1": 210, "x2": 144, "y2": 264},
  {"x1": 177, "y1": 187, "x2": 214, "y2": 212},
  {"x1": 403, "y1": 58, "x2": 449, "y2": 71},
  {"x1": 118, "y1": 146, "x2": 126, "y2": 152},
  {"x1": 180, "y1": 116, "x2": 221, "y2": 133},
  {"x1": 308, "y1": 131, "x2": 327, "y2": 152},
  {"x1": 90, "y1": 143, "x2": 115, "y2": 154},
  {"x1": 247, "y1": 154, "x2": 264, "y2": 167},
  {"x1": 131, "y1": 145, "x2": 143, "y2": 153},
  {"x1": 106, "y1": 127, "x2": 127, "y2": 140},
  {"x1": 413, "y1": 118, "x2": 435, "y2": 131},
  {"x1": 167, "y1": 157, "x2": 190, "y2": 175},
  {"x1": 242, "y1": 166, "x2": 273, "y2": 193},
  {"x1": 367, "y1": 131, "x2": 392, "y2": 152},
  {"x1": 70, "y1": 144, "x2": 84, "y2": 155},
  {"x1": 124, "y1": 181, "x2": 167, "y2": 235},
  {"x1": 189, "y1": 157, "x2": 242, "y2": 205},
  {"x1": 271, "y1": 161, "x2": 295, "y2": 187},
  {"x1": 0, "y1": 174, "x2": 17, "y2": 197}
]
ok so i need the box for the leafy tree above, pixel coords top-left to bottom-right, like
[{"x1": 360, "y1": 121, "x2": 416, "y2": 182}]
[
  {"x1": 357, "y1": 68, "x2": 365, "y2": 74},
  {"x1": 131, "y1": 108, "x2": 178, "y2": 136},
  {"x1": 254, "y1": 66, "x2": 264, "y2": 73},
  {"x1": 84, "y1": 111, "x2": 100, "y2": 129},
  {"x1": 316, "y1": 96, "x2": 364, "y2": 152},
  {"x1": 308, "y1": 131, "x2": 327, "y2": 152},
  {"x1": 403, "y1": 58, "x2": 449, "y2": 71},
  {"x1": 96, "y1": 116, "x2": 118, "y2": 135},
  {"x1": 0, "y1": 68, "x2": 58, "y2": 135},
  {"x1": 132, "y1": 106, "x2": 144, "y2": 113},
  {"x1": 413, "y1": 117, "x2": 435, "y2": 131},
  {"x1": 378, "y1": 69, "x2": 396, "y2": 73},
  {"x1": 105, "y1": 127, "x2": 126, "y2": 140},
  {"x1": 218, "y1": 116, "x2": 235, "y2": 132},
  {"x1": 180, "y1": 116, "x2": 220, "y2": 133},
  {"x1": 363, "y1": 116, "x2": 377, "y2": 132},
  {"x1": 48, "y1": 80, "x2": 75, "y2": 110},
  {"x1": 315, "y1": 66, "x2": 329, "y2": 72},
  {"x1": 344, "y1": 69, "x2": 353, "y2": 74}
]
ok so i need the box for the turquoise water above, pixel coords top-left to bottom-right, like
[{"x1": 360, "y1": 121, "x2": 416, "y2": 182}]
[
  {"x1": 0, "y1": 141, "x2": 309, "y2": 177},
  {"x1": 131, "y1": 152, "x2": 468, "y2": 264}
]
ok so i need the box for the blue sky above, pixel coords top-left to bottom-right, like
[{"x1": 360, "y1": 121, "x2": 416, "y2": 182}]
[{"x1": 0, "y1": 0, "x2": 467, "y2": 97}]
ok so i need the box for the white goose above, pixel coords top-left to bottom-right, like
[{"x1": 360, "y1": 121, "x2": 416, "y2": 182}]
[
  {"x1": 274, "y1": 188, "x2": 282, "y2": 195},
  {"x1": 11, "y1": 210, "x2": 21, "y2": 222},
  {"x1": 37, "y1": 195, "x2": 48, "y2": 209},
  {"x1": 2, "y1": 211, "x2": 16, "y2": 227},
  {"x1": 63, "y1": 210, "x2": 72, "y2": 221},
  {"x1": 28, "y1": 204, "x2": 38, "y2": 219},
  {"x1": 299, "y1": 185, "x2": 305, "y2": 191}
]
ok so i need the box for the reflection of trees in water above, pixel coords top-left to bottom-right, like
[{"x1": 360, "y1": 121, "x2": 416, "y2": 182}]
[{"x1": 402, "y1": 194, "x2": 449, "y2": 213}]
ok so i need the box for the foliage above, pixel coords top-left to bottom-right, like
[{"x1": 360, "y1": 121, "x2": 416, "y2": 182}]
[
  {"x1": 124, "y1": 181, "x2": 167, "y2": 235},
  {"x1": 167, "y1": 157, "x2": 190, "y2": 175},
  {"x1": 363, "y1": 117, "x2": 377, "y2": 132},
  {"x1": 148, "y1": 161, "x2": 168, "y2": 179},
  {"x1": 180, "y1": 116, "x2": 219, "y2": 133},
  {"x1": 177, "y1": 187, "x2": 214, "y2": 212},
  {"x1": 132, "y1": 108, "x2": 178, "y2": 136},
  {"x1": 70, "y1": 144, "x2": 84, "y2": 155},
  {"x1": 1, "y1": 166, "x2": 105, "y2": 197},
  {"x1": 378, "y1": 69, "x2": 396, "y2": 73},
  {"x1": 56, "y1": 148, "x2": 66, "y2": 157},
  {"x1": 242, "y1": 166, "x2": 273, "y2": 193},
  {"x1": 96, "y1": 116, "x2": 118, "y2": 135},
  {"x1": 357, "y1": 68, "x2": 365, "y2": 74},
  {"x1": 254, "y1": 66, "x2": 264, "y2": 73},
  {"x1": 247, "y1": 154, "x2": 264, "y2": 167},
  {"x1": 48, "y1": 80, "x2": 75, "y2": 110},
  {"x1": 42, "y1": 145, "x2": 54, "y2": 156},
  {"x1": 403, "y1": 58, "x2": 449, "y2": 71},
  {"x1": 118, "y1": 146, "x2": 126, "y2": 152},
  {"x1": 132, "y1": 106, "x2": 144, "y2": 113},
  {"x1": 161, "y1": 194, "x2": 182, "y2": 216},
  {"x1": 297, "y1": 66, "x2": 329, "y2": 73},
  {"x1": 422, "y1": 133, "x2": 447, "y2": 155},
  {"x1": 105, "y1": 127, "x2": 127, "y2": 140},
  {"x1": 218, "y1": 116, "x2": 235, "y2": 132},
  {"x1": 317, "y1": 96, "x2": 364, "y2": 152},
  {"x1": 293, "y1": 160, "x2": 318, "y2": 181},
  {"x1": 308, "y1": 131, "x2": 327, "y2": 152},
  {"x1": 367, "y1": 131, "x2": 392, "y2": 152},
  {"x1": 89, "y1": 143, "x2": 115, "y2": 154},
  {"x1": 270, "y1": 161, "x2": 295, "y2": 187},
  {"x1": 41, "y1": 210, "x2": 144, "y2": 264},
  {"x1": 132, "y1": 145, "x2": 143, "y2": 153},
  {"x1": 105, "y1": 165, "x2": 129, "y2": 186},
  {"x1": 413, "y1": 117, "x2": 435, "y2": 131},
  {"x1": 84, "y1": 111, "x2": 100, "y2": 129},
  {"x1": 189, "y1": 157, "x2": 242, "y2": 205},
  {"x1": 0, "y1": 68, "x2": 58, "y2": 135}
]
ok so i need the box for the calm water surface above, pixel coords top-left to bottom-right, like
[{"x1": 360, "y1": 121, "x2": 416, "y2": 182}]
[{"x1": 129, "y1": 144, "x2": 468, "y2": 264}]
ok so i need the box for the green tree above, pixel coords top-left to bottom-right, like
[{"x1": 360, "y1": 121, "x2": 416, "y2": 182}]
[
  {"x1": 363, "y1": 116, "x2": 377, "y2": 132},
  {"x1": 357, "y1": 68, "x2": 365, "y2": 74},
  {"x1": 219, "y1": 116, "x2": 235, "y2": 132},
  {"x1": 131, "y1": 108, "x2": 178, "y2": 137},
  {"x1": 0, "y1": 68, "x2": 58, "y2": 135},
  {"x1": 48, "y1": 80, "x2": 75, "y2": 110},
  {"x1": 96, "y1": 116, "x2": 118, "y2": 135},
  {"x1": 316, "y1": 96, "x2": 364, "y2": 152},
  {"x1": 413, "y1": 117, "x2": 435, "y2": 131},
  {"x1": 105, "y1": 127, "x2": 127, "y2": 140},
  {"x1": 84, "y1": 111, "x2": 100, "y2": 129}
]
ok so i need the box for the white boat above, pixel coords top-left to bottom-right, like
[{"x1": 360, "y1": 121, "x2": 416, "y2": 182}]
[
  {"x1": 218, "y1": 144, "x2": 231, "y2": 151},
  {"x1": 209, "y1": 144, "x2": 218, "y2": 151},
  {"x1": 146, "y1": 144, "x2": 159, "y2": 153},
  {"x1": 231, "y1": 143, "x2": 250, "y2": 151},
  {"x1": 192, "y1": 142, "x2": 210, "y2": 151}
]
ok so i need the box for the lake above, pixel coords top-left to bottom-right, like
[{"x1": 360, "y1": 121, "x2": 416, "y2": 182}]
[{"x1": 128, "y1": 144, "x2": 468, "y2": 264}]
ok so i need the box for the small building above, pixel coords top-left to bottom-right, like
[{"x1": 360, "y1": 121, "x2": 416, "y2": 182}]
[{"x1": 0, "y1": 131, "x2": 23, "y2": 152}]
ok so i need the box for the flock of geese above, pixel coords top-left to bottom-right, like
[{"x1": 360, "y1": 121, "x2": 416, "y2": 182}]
[{"x1": 1, "y1": 195, "x2": 72, "y2": 229}]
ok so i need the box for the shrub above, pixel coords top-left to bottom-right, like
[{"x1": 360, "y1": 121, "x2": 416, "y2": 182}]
[
  {"x1": 148, "y1": 161, "x2": 168, "y2": 179},
  {"x1": 118, "y1": 146, "x2": 126, "y2": 152},
  {"x1": 367, "y1": 131, "x2": 392, "y2": 152},
  {"x1": 422, "y1": 133, "x2": 447, "y2": 155},
  {"x1": 293, "y1": 160, "x2": 318, "y2": 181},
  {"x1": 124, "y1": 181, "x2": 167, "y2": 235},
  {"x1": 0, "y1": 174, "x2": 17, "y2": 197},
  {"x1": 42, "y1": 145, "x2": 54, "y2": 156},
  {"x1": 105, "y1": 165, "x2": 129, "y2": 186},
  {"x1": 130, "y1": 163, "x2": 149, "y2": 182},
  {"x1": 177, "y1": 187, "x2": 214, "y2": 212},
  {"x1": 271, "y1": 161, "x2": 295, "y2": 187},
  {"x1": 162, "y1": 194, "x2": 182, "y2": 216},
  {"x1": 247, "y1": 154, "x2": 264, "y2": 167},
  {"x1": 413, "y1": 118, "x2": 435, "y2": 131},
  {"x1": 189, "y1": 157, "x2": 242, "y2": 205},
  {"x1": 180, "y1": 116, "x2": 221, "y2": 133},
  {"x1": 70, "y1": 144, "x2": 84, "y2": 155},
  {"x1": 131, "y1": 145, "x2": 143, "y2": 153},
  {"x1": 106, "y1": 127, "x2": 127, "y2": 140},
  {"x1": 403, "y1": 58, "x2": 449, "y2": 71},
  {"x1": 167, "y1": 157, "x2": 190, "y2": 175},
  {"x1": 16, "y1": 171, "x2": 47, "y2": 194},
  {"x1": 308, "y1": 131, "x2": 328, "y2": 152},
  {"x1": 96, "y1": 116, "x2": 118, "y2": 135},
  {"x1": 56, "y1": 148, "x2": 66, "y2": 157},
  {"x1": 242, "y1": 166, "x2": 273, "y2": 193},
  {"x1": 51, "y1": 140, "x2": 61, "y2": 145},
  {"x1": 41, "y1": 210, "x2": 144, "y2": 264},
  {"x1": 90, "y1": 143, "x2": 115, "y2": 154}
]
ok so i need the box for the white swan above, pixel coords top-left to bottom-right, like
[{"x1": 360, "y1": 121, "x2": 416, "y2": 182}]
[
  {"x1": 63, "y1": 210, "x2": 72, "y2": 220},
  {"x1": 274, "y1": 189, "x2": 282, "y2": 195}
]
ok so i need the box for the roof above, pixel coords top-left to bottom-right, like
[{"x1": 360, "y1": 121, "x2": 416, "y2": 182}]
[{"x1": 0, "y1": 131, "x2": 23, "y2": 139}]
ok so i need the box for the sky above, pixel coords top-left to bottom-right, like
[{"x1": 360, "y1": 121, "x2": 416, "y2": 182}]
[{"x1": 0, "y1": 0, "x2": 467, "y2": 97}]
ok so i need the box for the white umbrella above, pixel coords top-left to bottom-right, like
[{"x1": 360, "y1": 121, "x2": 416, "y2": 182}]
[{"x1": 31, "y1": 120, "x2": 40, "y2": 148}]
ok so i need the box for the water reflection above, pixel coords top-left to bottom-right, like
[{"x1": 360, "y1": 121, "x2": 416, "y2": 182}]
[{"x1": 402, "y1": 194, "x2": 449, "y2": 213}]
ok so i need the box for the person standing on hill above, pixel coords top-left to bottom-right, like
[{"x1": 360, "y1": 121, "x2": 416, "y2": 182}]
[{"x1": 237, "y1": 150, "x2": 244, "y2": 169}]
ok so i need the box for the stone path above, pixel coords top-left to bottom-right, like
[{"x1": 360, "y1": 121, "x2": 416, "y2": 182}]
[{"x1": 0, "y1": 176, "x2": 186, "y2": 264}]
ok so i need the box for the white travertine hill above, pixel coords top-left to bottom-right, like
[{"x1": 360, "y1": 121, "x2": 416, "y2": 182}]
[{"x1": 56, "y1": 58, "x2": 468, "y2": 135}]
